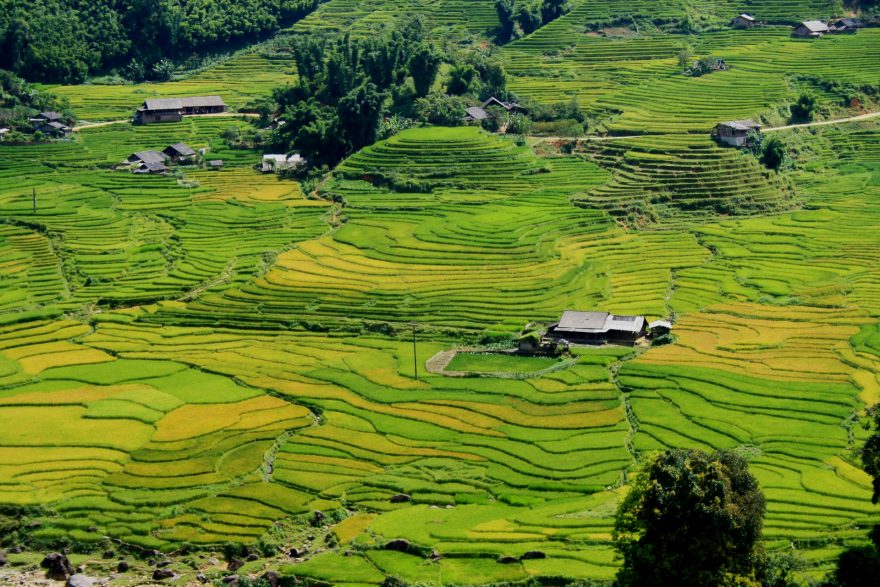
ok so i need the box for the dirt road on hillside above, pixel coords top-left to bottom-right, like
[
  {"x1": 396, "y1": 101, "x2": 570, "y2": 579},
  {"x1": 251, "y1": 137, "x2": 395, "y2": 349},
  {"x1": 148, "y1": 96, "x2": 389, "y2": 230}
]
[{"x1": 73, "y1": 112, "x2": 259, "y2": 131}]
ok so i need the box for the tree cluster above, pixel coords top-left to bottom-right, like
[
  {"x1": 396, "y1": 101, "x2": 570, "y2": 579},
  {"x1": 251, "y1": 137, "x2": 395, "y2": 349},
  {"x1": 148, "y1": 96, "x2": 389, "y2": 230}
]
[
  {"x1": 614, "y1": 449, "x2": 767, "y2": 587},
  {"x1": 0, "y1": 0, "x2": 322, "y2": 83},
  {"x1": 269, "y1": 20, "x2": 512, "y2": 169},
  {"x1": 494, "y1": 0, "x2": 571, "y2": 43}
]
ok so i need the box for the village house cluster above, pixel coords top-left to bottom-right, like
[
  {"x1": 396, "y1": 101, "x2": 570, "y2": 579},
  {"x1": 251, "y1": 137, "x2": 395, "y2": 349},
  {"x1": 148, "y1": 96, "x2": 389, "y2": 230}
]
[
  {"x1": 122, "y1": 143, "x2": 201, "y2": 174},
  {"x1": 731, "y1": 12, "x2": 873, "y2": 37}
]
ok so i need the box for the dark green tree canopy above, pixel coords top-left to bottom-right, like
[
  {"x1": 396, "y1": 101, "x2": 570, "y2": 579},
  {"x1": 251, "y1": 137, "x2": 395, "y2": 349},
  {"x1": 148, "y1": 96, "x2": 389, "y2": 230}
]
[{"x1": 614, "y1": 449, "x2": 766, "y2": 587}]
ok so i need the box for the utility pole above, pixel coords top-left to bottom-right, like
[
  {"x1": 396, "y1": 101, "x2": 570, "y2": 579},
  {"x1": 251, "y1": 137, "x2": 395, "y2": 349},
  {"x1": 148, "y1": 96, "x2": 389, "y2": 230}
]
[
  {"x1": 411, "y1": 323, "x2": 418, "y2": 380},
  {"x1": 32, "y1": 188, "x2": 36, "y2": 214}
]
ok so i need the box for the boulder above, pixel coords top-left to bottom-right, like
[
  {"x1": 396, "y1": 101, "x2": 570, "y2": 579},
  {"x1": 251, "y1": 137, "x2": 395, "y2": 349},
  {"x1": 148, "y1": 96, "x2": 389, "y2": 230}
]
[
  {"x1": 389, "y1": 493, "x2": 411, "y2": 503},
  {"x1": 261, "y1": 570, "x2": 281, "y2": 586},
  {"x1": 227, "y1": 557, "x2": 244, "y2": 571},
  {"x1": 156, "y1": 560, "x2": 172, "y2": 568},
  {"x1": 384, "y1": 539, "x2": 411, "y2": 552},
  {"x1": 497, "y1": 555, "x2": 519, "y2": 564},
  {"x1": 152, "y1": 568, "x2": 174, "y2": 581},
  {"x1": 222, "y1": 576, "x2": 239, "y2": 586},
  {"x1": 196, "y1": 573, "x2": 208, "y2": 583},
  {"x1": 520, "y1": 550, "x2": 546, "y2": 560},
  {"x1": 246, "y1": 552, "x2": 259, "y2": 562},
  {"x1": 0, "y1": 550, "x2": 6, "y2": 567},
  {"x1": 289, "y1": 547, "x2": 304, "y2": 558},
  {"x1": 102, "y1": 550, "x2": 114, "y2": 559},
  {"x1": 117, "y1": 560, "x2": 129, "y2": 573},
  {"x1": 207, "y1": 557, "x2": 220, "y2": 566},
  {"x1": 429, "y1": 550, "x2": 442, "y2": 561},
  {"x1": 41, "y1": 552, "x2": 74, "y2": 580},
  {"x1": 66, "y1": 574, "x2": 95, "y2": 587}
]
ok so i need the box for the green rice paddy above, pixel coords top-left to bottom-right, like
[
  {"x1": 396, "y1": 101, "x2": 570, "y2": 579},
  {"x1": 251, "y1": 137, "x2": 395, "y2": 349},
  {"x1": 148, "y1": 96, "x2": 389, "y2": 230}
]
[{"x1": 2, "y1": 2, "x2": 880, "y2": 583}]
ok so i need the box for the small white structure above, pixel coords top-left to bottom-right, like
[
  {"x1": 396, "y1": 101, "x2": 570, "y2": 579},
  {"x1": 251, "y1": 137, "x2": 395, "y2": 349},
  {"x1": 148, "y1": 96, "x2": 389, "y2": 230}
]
[{"x1": 261, "y1": 154, "x2": 305, "y2": 173}]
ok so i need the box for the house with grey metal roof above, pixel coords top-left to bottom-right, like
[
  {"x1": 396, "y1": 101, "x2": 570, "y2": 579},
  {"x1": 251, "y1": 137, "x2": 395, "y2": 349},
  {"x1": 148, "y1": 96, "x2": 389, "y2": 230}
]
[
  {"x1": 125, "y1": 150, "x2": 168, "y2": 166},
  {"x1": 546, "y1": 311, "x2": 647, "y2": 344},
  {"x1": 792, "y1": 21, "x2": 829, "y2": 37},
  {"x1": 713, "y1": 119, "x2": 762, "y2": 147},
  {"x1": 731, "y1": 14, "x2": 756, "y2": 28},
  {"x1": 464, "y1": 106, "x2": 489, "y2": 122},
  {"x1": 135, "y1": 96, "x2": 226, "y2": 124}
]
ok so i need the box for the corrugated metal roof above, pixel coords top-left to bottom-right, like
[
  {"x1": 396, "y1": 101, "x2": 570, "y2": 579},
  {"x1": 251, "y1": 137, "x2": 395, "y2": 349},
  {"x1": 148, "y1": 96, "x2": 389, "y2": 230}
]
[
  {"x1": 143, "y1": 96, "x2": 225, "y2": 111},
  {"x1": 799, "y1": 21, "x2": 829, "y2": 33}
]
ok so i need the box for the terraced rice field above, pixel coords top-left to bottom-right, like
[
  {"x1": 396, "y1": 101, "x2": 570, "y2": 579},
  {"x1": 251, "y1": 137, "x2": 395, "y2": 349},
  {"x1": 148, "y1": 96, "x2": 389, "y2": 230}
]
[{"x1": 2, "y1": 5, "x2": 880, "y2": 583}]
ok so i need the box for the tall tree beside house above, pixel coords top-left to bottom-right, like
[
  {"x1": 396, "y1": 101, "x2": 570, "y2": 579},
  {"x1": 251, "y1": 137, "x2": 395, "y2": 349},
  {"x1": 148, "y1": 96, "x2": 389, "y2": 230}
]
[{"x1": 613, "y1": 449, "x2": 767, "y2": 587}]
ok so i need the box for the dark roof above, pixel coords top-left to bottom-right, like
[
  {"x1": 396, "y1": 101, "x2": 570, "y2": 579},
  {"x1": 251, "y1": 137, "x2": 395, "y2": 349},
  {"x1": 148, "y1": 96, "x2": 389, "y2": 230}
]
[
  {"x1": 465, "y1": 106, "x2": 489, "y2": 120},
  {"x1": 39, "y1": 122, "x2": 69, "y2": 133},
  {"x1": 142, "y1": 96, "x2": 225, "y2": 111},
  {"x1": 165, "y1": 142, "x2": 196, "y2": 156},
  {"x1": 555, "y1": 311, "x2": 646, "y2": 335},
  {"x1": 482, "y1": 96, "x2": 520, "y2": 111},
  {"x1": 38, "y1": 111, "x2": 63, "y2": 121},
  {"x1": 141, "y1": 161, "x2": 169, "y2": 172},
  {"x1": 717, "y1": 119, "x2": 762, "y2": 131},
  {"x1": 831, "y1": 18, "x2": 862, "y2": 28},
  {"x1": 128, "y1": 150, "x2": 167, "y2": 165}
]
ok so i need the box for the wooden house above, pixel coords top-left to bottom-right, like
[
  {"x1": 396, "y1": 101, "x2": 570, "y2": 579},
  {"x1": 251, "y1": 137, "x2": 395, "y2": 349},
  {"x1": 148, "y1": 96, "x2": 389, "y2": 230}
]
[
  {"x1": 792, "y1": 21, "x2": 829, "y2": 37},
  {"x1": 731, "y1": 14, "x2": 757, "y2": 28},
  {"x1": 713, "y1": 120, "x2": 761, "y2": 147},
  {"x1": 37, "y1": 121, "x2": 71, "y2": 137},
  {"x1": 132, "y1": 161, "x2": 169, "y2": 174},
  {"x1": 828, "y1": 18, "x2": 862, "y2": 34},
  {"x1": 648, "y1": 320, "x2": 673, "y2": 336},
  {"x1": 208, "y1": 160, "x2": 224, "y2": 170},
  {"x1": 163, "y1": 142, "x2": 196, "y2": 162},
  {"x1": 545, "y1": 311, "x2": 647, "y2": 345},
  {"x1": 464, "y1": 106, "x2": 489, "y2": 123},
  {"x1": 482, "y1": 96, "x2": 526, "y2": 114},
  {"x1": 135, "y1": 96, "x2": 226, "y2": 124}
]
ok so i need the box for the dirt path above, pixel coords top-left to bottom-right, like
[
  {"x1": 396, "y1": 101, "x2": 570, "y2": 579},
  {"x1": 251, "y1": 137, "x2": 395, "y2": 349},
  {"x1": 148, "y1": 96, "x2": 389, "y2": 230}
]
[
  {"x1": 73, "y1": 112, "x2": 259, "y2": 131},
  {"x1": 529, "y1": 111, "x2": 880, "y2": 143},
  {"x1": 763, "y1": 111, "x2": 880, "y2": 132}
]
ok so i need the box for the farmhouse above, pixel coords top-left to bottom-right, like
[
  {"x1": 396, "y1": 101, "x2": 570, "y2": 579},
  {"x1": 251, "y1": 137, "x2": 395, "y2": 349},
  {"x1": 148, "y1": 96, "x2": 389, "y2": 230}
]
[
  {"x1": 261, "y1": 153, "x2": 305, "y2": 173},
  {"x1": 713, "y1": 119, "x2": 761, "y2": 147},
  {"x1": 792, "y1": 21, "x2": 829, "y2": 37},
  {"x1": 132, "y1": 161, "x2": 169, "y2": 174},
  {"x1": 208, "y1": 159, "x2": 224, "y2": 170},
  {"x1": 125, "y1": 150, "x2": 168, "y2": 166},
  {"x1": 483, "y1": 96, "x2": 525, "y2": 113},
  {"x1": 546, "y1": 311, "x2": 647, "y2": 345},
  {"x1": 163, "y1": 142, "x2": 196, "y2": 162},
  {"x1": 731, "y1": 14, "x2": 756, "y2": 28},
  {"x1": 828, "y1": 18, "x2": 862, "y2": 34},
  {"x1": 464, "y1": 106, "x2": 489, "y2": 123},
  {"x1": 30, "y1": 111, "x2": 65, "y2": 126},
  {"x1": 135, "y1": 96, "x2": 226, "y2": 124},
  {"x1": 37, "y1": 121, "x2": 71, "y2": 137}
]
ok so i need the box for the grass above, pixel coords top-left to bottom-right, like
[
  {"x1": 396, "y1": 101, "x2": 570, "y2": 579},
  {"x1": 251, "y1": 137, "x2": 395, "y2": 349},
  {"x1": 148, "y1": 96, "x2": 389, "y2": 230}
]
[{"x1": 445, "y1": 352, "x2": 562, "y2": 373}]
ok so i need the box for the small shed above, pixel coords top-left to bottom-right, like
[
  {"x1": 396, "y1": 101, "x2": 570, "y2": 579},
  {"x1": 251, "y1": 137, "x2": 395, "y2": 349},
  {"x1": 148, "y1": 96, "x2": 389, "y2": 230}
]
[
  {"x1": 713, "y1": 120, "x2": 762, "y2": 147},
  {"x1": 163, "y1": 142, "x2": 196, "y2": 162},
  {"x1": 792, "y1": 21, "x2": 829, "y2": 37},
  {"x1": 208, "y1": 160, "x2": 224, "y2": 170},
  {"x1": 731, "y1": 14, "x2": 756, "y2": 28},
  {"x1": 0, "y1": 128, "x2": 10, "y2": 140},
  {"x1": 648, "y1": 320, "x2": 673, "y2": 336},
  {"x1": 261, "y1": 154, "x2": 304, "y2": 173}
]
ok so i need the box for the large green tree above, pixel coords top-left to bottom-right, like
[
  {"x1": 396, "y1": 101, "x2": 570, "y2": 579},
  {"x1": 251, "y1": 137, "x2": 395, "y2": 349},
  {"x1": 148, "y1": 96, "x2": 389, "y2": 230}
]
[{"x1": 614, "y1": 449, "x2": 766, "y2": 587}]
